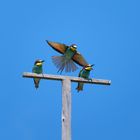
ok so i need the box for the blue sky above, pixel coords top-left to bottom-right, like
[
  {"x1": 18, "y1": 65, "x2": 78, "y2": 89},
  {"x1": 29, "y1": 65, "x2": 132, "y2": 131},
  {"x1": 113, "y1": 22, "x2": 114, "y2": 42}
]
[{"x1": 0, "y1": 0, "x2": 140, "y2": 140}]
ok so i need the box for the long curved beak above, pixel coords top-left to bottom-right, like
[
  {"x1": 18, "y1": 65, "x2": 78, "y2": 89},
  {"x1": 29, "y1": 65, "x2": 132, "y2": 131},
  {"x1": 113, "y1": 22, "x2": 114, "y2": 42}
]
[{"x1": 91, "y1": 64, "x2": 95, "y2": 67}]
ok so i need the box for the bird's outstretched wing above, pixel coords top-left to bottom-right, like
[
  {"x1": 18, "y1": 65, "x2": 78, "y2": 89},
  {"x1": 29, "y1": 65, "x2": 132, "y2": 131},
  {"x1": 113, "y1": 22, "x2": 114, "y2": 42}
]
[
  {"x1": 46, "y1": 40, "x2": 68, "y2": 54},
  {"x1": 72, "y1": 52, "x2": 88, "y2": 66}
]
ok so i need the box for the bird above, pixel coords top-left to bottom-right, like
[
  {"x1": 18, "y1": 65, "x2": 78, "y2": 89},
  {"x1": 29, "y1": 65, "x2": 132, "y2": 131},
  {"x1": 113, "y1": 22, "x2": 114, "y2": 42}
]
[
  {"x1": 32, "y1": 59, "x2": 44, "y2": 89},
  {"x1": 76, "y1": 64, "x2": 94, "y2": 92},
  {"x1": 46, "y1": 40, "x2": 88, "y2": 73}
]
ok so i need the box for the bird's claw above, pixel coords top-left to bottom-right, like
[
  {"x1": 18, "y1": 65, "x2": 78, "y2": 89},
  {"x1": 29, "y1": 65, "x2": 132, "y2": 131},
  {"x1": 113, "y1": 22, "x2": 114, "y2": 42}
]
[{"x1": 42, "y1": 73, "x2": 44, "y2": 78}]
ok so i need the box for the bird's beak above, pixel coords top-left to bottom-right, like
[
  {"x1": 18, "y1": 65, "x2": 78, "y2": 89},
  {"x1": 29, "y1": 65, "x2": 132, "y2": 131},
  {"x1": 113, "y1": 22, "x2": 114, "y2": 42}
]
[
  {"x1": 41, "y1": 60, "x2": 45, "y2": 63},
  {"x1": 91, "y1": 64, "x2": 95, "y2": 70}
]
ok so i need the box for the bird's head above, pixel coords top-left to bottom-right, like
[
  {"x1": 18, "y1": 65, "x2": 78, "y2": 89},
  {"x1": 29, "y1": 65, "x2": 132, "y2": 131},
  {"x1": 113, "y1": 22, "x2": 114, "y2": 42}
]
[
  {"x1": 70, "y1": 44, "x2": 77, "y2": 51},
  {"x1": 34, "y1": 59, "x2": 45, "y2": 66},
  {"x1": 84, "y1": 64, "x2": 94, "y2": 71}
]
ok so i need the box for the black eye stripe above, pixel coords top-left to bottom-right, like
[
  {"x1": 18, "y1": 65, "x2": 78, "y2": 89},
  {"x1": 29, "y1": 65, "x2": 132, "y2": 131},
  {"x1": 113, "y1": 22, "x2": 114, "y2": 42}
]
[{"x1": 34, "y1": 60, "x2": 42, "y2": 65}]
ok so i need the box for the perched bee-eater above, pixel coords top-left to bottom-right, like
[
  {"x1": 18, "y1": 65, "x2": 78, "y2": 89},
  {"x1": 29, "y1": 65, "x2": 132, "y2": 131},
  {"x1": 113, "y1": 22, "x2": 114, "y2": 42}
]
[
  {"x1": 46, "y1": 40, "x2": 88, "y2": 73},
  {"x1": 76, "y1": 64, "x2": 94, "y2": 92},
  {"x1": 32, "y1": 59, "x2": 44, "y2": 89}
]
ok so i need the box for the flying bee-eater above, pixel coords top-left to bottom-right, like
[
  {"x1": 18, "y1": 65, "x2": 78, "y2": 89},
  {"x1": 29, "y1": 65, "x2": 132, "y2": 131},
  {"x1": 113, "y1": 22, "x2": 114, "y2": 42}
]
[
  {"x1": 76, "y1": 64, "x2": 94, "y2": 92},
  {"x1": 32, "y1": 59, "x2": 44, "y2": 89},
  {"x1": 46, "y1": 40, "x2": 88, "y2": 73}
]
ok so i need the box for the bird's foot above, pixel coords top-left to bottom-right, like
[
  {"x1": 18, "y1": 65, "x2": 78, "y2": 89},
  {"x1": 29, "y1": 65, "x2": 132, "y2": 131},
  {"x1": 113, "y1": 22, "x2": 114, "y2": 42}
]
[{"x1": 42, "y1": 73, "x2": 44, "y2": 78}]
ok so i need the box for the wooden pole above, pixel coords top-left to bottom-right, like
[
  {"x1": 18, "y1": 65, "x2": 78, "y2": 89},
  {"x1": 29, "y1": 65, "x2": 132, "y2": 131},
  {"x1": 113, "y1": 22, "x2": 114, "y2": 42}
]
[
  {"x1": 22, "y1": 72, "x2": 111, "y2": 140},
  {"x1": 62, "y1": 78, "x2": 71, "y2": 140}
]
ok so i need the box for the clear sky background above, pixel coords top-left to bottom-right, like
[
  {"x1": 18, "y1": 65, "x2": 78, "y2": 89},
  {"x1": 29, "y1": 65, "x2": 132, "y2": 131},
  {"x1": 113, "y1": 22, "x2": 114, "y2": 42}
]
[{"x1": 0, "y1": 0, "x2": 140, "y2": 140}]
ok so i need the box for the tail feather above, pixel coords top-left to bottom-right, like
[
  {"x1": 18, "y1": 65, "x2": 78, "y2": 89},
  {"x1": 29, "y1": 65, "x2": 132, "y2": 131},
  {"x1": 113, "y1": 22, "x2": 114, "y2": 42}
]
[
  {"x1": 76, "y1": 82, "x2": 84, "y2": 92},
  {"x1": 52, "y1": 56, "x2": 78, "y2": 73},
  {"x1": 33, "y1": 78, "x2": 40, "y2": 89},
  {"x1": 58, "y1": 61, "x2": 65, "y2": 74}
]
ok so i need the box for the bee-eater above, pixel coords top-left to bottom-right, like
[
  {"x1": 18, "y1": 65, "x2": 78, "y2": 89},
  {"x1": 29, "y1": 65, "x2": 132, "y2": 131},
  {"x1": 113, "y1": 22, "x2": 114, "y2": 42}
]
[
  {"x1": 32, "y1": 59, "x2": 44, "y2": 89},
  {"x1": 46, "y1": 40, "x2": 88, "y2": 73},
  {"x1": 76, "y1": 64, "x2": 94, "y2": 92}
]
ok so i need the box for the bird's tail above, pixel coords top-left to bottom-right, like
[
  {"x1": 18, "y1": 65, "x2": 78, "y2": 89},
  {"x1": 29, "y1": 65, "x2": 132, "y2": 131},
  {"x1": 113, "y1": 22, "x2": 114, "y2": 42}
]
[
  {"x1": 33, "y1": 78, "x2": 40, "y2": 89},
  {"x1": 76, "y1": 82, "x2": 84, "y2": 92},
  {"x1": 52, "y1": 55, "x2": 78, "y2": 73}
]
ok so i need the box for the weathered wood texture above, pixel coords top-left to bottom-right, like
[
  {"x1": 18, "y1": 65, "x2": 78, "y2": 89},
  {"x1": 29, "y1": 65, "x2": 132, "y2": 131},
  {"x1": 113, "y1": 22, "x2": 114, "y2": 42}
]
[
  {"x1": 22, "y1": 72, "x2": 111, "y2": 85},
  {"x1": 62, "y1": 78, "x2": 71, "y2": 140}
]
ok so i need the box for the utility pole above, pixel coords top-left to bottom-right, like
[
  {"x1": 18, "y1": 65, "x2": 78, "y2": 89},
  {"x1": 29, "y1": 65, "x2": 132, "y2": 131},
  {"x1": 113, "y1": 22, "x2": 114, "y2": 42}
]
[{"x1": 23, "y1": 72, "x2": 111, "y2": 140}]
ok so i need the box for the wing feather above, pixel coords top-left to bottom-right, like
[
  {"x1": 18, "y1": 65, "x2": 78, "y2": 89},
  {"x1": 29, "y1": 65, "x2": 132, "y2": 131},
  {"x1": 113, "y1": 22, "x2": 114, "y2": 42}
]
[
  {"x1": 72, "y1": 52, "x2": 88, "y2": 66},
  {"x1": 46, "y1": 40, "x2": 68, "y2": 54}
]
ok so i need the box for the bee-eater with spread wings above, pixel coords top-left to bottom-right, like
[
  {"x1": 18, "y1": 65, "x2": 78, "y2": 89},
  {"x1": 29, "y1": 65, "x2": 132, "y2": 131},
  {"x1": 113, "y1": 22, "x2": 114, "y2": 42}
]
[{"x1": 46, "y1": 40, "x2": 88, "y2": 73}]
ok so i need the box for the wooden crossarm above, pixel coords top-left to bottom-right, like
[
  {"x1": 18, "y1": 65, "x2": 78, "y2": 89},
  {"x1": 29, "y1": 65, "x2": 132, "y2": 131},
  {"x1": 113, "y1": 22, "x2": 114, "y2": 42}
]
[{"x1": 22, "y1": 72, "x2": 111, "y2": 85}]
